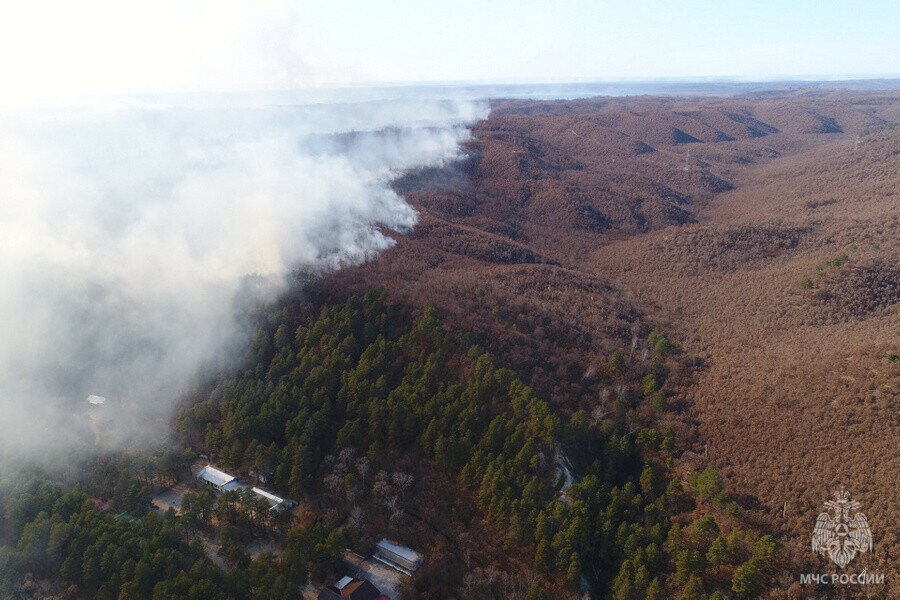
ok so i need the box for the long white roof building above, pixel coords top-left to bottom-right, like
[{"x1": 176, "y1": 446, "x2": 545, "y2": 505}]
[
  {"x1": 195, "y1": 465, "x2": 241, "y2": 492},
  {"x1": 374, "y1": 538, "x2": 424, "y2": 573}
]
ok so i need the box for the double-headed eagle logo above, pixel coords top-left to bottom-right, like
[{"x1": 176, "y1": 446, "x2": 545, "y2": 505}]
[{"x1": 812, "y1": 488, "x2": 873, "y2": 568}]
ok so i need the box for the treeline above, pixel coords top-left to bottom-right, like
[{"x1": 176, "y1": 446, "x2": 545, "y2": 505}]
[
  {"x1": 179, "y1": 289, "x2": 784, "y2": 598},
  {"x1": 0, "y1": 467, "x2": 348, "y2": 600}
]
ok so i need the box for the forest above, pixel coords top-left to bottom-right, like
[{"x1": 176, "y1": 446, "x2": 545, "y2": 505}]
[
  {"x1": 3, "y1": 91, "x2": 898, "y2": 599},
  {"x1": 1, "y1": 288, "x2": 786, "y2": 599},
  {"x1": 0, "y1": 290, "x2": 779, "y2": 600}
]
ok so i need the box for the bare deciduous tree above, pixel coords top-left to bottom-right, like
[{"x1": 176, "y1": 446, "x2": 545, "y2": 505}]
[
  {"x1": 355, "y1": 457, "x2": 370, "y2": 482},
  {"x1": 385, "y1": 495, "x2": 403, "y2": 524},
  {"x1": 393, "y1": 471, "x2": 414, "y2": 498},
  {"x1": 323, "y1": 473, "x2": 343, "y2": 493},
  {"x1": 389, "y1": 506, "x2": 403, "y2": 525},
  {"x1": 462, "y1": 572, "x2": 476, "y2": 597},
  {"x1": 338, "y1": 447, "x2": 356, "y2": 465},
  {"x1": 349, "y1": 505, "x2": 364, "y2": 530}
]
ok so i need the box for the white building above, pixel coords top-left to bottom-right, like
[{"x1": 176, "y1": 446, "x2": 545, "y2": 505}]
[
  {"x1": 194, "y1": 465, "x2": 296, "y2": 517},
  {"x1": 195, "y1": 465, "x2": 242, "y2": 493},
  {"x1": 251, "y1": 486, "x2": 296, "y2": 513},
  {"x1": 374, "y1": 538, "x2": 424, "y2": 574}
]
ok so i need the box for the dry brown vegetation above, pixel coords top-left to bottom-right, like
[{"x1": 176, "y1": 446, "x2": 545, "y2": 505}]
[{"x1": 318, "y1": 90, "x2": 900, "y2": 597}]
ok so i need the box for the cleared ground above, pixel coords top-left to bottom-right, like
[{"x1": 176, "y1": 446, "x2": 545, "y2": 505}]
[
  {"x1": 342, "y1": 551, "x2": 404, "y2": 600},
  {"x1": 151, "y1": 483, "x2": 189, "y2": 515}
]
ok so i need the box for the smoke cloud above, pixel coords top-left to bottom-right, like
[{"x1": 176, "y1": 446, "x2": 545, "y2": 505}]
[{"x1": 0, "y1": 93, "x2": 488, "y2": 457}]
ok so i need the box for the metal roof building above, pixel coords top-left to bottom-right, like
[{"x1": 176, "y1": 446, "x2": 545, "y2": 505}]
[
  {"x1": 317, "y1": 577, "x2": 385, "y2": 600},
  {"x1": 374, "y1": 538, "x2": 424, "y2": 574},
  {"x1": 251, "y1": 486, "x2": 296, "y2": 513},
  {"x1": 195, "y1": 465, "x2": 241, "y2": 492}
]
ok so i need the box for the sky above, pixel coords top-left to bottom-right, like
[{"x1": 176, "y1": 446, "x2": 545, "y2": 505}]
[{"x1": 1, "y1": 0, "x2": 898, "y2": 106}]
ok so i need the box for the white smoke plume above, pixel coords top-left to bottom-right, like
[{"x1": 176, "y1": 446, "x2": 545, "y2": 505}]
[{"x1": 0, "y1": 93, "x2": 488, "y2": 457}]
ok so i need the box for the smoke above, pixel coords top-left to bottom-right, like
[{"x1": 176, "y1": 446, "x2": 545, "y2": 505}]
[{"x1": 0, "y1": 93, "x2": 488, "y2": 457}]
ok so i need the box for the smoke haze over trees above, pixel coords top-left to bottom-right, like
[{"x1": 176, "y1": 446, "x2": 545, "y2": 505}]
[{"x1": 0, "y1": 94, "x2": 486, "y2": 457}]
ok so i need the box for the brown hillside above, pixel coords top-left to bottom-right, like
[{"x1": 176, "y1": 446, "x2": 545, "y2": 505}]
[{"x1": 318, "y1": 90, "x2": 900, "y2": 596}]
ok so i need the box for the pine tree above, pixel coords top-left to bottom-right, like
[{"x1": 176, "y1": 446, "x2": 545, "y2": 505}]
[
  {"x1": 645, "y1": 577, "x2": 663, "y2": 600},
  {"x1": 609, "y1": 350, "x2": 626, "y2": 373},
  {"x1": 534, "y1": 538, "x2": 552, "y2": 572},
  {"x1": 566, "y1": 551, "x2": 581, "y2": 587}
]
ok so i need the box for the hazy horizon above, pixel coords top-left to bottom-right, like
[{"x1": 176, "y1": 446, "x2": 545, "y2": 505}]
[
  {"x1": 8, "y1": 75, "x2": 900, "y2": 114},
  {"x1": 3, "y1": 0, "x2": 900, "y2": 108}
]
